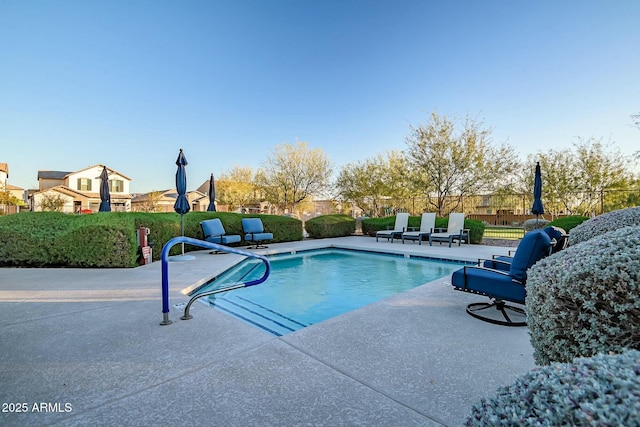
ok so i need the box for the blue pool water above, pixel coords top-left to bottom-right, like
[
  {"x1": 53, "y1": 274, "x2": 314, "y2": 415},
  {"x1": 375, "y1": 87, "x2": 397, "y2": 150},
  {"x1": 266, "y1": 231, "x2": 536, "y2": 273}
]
[{"x1": 193, "y1": 249, "x2": 464, "y2": 336}]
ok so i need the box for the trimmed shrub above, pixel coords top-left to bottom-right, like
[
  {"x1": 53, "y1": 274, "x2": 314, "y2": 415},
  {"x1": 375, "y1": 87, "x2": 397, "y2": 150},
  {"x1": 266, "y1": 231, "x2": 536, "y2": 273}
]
[
  {"x1": 466, "y1": 349, "x2": 640, "y2": 426},
  {"x1": 547, "y1": 215, "x2": 589, "y2": 233},
  {"x1": 464, "y1": 219, "x2": 485, "y2": 244},
  {"x1": 305, "y1": 214, "x2": 355, "y2": 238},
  {"x1": 361, "y1": 216, "x2": 407, "y2": 236},
  {"x1": 569, "y1": 206, "x2": 640, "y2": 246},
  {"x1": 526, "y1": 226, "x2": 640, "y2": 365},
  {"x1": 361, "y1": 215, "x2": 484, "y2": 244},
  {"x1": 523, "y1": 218, "x2": 550, "y2": 232},
  {"x1": 0, "y1": 212, "x2": 138, "y2": 267}
]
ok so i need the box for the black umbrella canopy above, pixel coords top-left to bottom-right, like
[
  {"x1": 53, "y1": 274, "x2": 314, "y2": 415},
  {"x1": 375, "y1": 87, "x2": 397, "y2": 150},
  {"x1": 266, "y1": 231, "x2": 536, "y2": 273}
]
[
  {"x1": 531, "y1": 162, "x2": 544, "y2": 217},
  {"x1": 174, "y1": 149, "x2": 190, "y2": 215},
  {"x1": 98, "y1": 166, "x2": 111, "y2": 212},
  {"x1": 207, "y1": 173, "x2": 216, "y2": 212}
]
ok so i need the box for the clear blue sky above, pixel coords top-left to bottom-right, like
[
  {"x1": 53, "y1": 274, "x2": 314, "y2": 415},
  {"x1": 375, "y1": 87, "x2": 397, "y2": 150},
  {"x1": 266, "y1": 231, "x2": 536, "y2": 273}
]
[{"x1": 2, "y1": 0, "x2": 639, "y2": 193}]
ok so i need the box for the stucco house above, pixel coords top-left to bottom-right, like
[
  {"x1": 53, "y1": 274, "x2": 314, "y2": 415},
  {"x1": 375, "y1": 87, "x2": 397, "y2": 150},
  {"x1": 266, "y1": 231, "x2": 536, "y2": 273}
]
[
  {"x1": 131, "y1": 189, "x2": 208, "y2": 213},
  {"x1": 31, "y1": 164, "x2": 132, "y2": 212},
  {"x1": 1, "y1": 162, "x2": 26, "y2": 214}
]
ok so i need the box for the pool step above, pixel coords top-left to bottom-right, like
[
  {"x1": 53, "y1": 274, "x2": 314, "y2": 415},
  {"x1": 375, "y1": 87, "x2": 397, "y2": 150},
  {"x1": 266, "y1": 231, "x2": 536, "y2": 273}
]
[{"x1": 207, "y1": 294, "x2": 308, "y2": 336}]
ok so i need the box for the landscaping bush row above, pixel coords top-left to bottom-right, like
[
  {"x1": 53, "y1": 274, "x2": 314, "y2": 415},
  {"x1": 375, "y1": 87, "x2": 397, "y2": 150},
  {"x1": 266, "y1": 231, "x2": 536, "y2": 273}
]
[
  {"x1": 569, "y1": 206, "x2": 640, "y2": 246},
  {"x1": 304, "y1": 214, "x2": 355, "y2": 238},
  {"x1": 361, "y1": 215, "x2": 485, "y2": 244},
  {"x1": 0, "y1": 212, "x2": 303, "y2": 268},
  {"x1": 0, "y1": 212, "x2": 138, "y2": 267},
  {"x1": 546, "y1": 215, "x2": 589, "y2": 233}
]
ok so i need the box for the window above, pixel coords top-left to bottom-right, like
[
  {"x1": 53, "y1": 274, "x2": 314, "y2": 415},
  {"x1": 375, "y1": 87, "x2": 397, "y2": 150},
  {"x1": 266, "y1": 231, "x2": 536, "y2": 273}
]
[
  {"x1": 77, "y1": 178, "x2": 92, "y2": 191},
  {"x1": 109, "y1": 180, "x2": 123, "y2": 192}
]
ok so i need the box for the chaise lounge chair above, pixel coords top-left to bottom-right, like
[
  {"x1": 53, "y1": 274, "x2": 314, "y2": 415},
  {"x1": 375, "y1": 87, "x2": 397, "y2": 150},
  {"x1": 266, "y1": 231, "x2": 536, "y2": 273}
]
[
  {"x1": 428, "y1": 213, "x2": 469, "y2": 247},
  {"x1": 200, "y1": 219, "x2": 241, "y2": 253},
  {"x1": 376, "y1": 212, "x2": 409, "y2": 243},
  {"x1": 451, "y1": 229, "x2": 553, "y2": 326},
  {"x1": 241, "y1": 218, "x2": 273, "y2": 249},
  {"x1": 402, "y1": 213, "x2": 436, "y2": 245}
]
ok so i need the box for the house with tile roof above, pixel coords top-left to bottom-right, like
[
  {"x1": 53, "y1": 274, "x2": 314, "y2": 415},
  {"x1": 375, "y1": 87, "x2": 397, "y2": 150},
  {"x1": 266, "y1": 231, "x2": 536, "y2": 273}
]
[
  {"x1": 131, "y1": 189, "x2": 208, "y2": 213},
  {"x1": 30, "y1": 165, "x2": 133, "y2": 212}
]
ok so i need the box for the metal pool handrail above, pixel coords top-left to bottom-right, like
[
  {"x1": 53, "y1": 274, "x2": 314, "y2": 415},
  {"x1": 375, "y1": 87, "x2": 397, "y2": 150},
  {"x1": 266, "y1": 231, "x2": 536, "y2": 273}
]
[{"x1": 160, "y1": 236, "x2": 271, "y2": 325}]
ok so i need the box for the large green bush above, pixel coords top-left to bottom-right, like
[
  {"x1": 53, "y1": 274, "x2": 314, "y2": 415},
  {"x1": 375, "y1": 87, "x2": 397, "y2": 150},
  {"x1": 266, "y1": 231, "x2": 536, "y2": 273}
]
[
  {"x1": 546, "y1": 215, "x2": 589, "y2": 233},
  {"x1": 569, "y1": 206, "x2": 640, "y2": 246},
  {"x1": 466, "y1": 349, "x2": 640, "y2": 426},
  {"x1": 526, "y1": 226, "x2": 640, "y2": 365},
  {"x1": 0, "y1": 211, "x2": 303, "y2": 267},
  {"x1": 362, "y1": 215, "x2": 484, "y2": 244},
  {"x1": 0, "y1": 212, "x2": 138, "y2": 267},
  {"x1": 305, "y1": 214, "x2": 355, "y2": 238}
]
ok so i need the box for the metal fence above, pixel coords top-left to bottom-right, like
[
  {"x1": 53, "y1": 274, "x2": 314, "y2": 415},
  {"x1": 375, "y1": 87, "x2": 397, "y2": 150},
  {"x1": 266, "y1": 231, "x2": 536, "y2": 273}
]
[{"x1": 328, "y1": 189, "x2": 640, "y2": 223}]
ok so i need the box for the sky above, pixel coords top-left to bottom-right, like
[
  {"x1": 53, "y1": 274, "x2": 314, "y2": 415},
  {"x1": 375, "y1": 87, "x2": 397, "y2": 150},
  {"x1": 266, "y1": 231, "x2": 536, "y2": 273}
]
[{"x1": 1, "y1": 0, "x2": 639, "y2": 193}]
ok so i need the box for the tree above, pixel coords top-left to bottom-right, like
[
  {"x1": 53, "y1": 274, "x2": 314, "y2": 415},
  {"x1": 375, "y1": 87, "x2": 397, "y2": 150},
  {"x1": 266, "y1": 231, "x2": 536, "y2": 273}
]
[
  {"x1": 0, "y1": 187, "x2": 23, "y2": 207},
  {"x1": 335, "y1": 151, "x2": 411, "y2": 217},
  {"x1": 403, "y1": 111, "x2": 520, "y2": 216},
  {"x1": 256, "y1": 142, "x2": 332, "y2": 214},
  {"x1": 136, "y1": 191, "x2": 163, "y2": 212},
  {"x1": 38, "y1": 193, "x2": 66, "y2": 212},
  {"x1": 216, "y1": 166, "x2": 259, "y2": 212},
  {"x1": 532, "y1": 138, "x2": 633, "y2": 216}
]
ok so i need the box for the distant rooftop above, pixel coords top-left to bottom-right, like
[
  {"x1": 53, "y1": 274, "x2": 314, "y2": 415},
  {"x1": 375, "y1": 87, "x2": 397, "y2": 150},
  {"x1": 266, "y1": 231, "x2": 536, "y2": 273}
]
[{"x1": 37, "y1": 170, "x2": 72, "y2": 180}]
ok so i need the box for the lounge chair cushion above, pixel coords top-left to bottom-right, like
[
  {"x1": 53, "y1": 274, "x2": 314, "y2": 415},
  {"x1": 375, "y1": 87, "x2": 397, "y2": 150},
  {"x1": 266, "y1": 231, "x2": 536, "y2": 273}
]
[
  {"x1": 508, "y1": 230, "x2": 552, "y2": 282},
  {"x1": 451, "y1": 268, "x2": 525, "y2": 302},
  {"x1": 241, "y1": 218, "x2": 273, "y2": 242}
]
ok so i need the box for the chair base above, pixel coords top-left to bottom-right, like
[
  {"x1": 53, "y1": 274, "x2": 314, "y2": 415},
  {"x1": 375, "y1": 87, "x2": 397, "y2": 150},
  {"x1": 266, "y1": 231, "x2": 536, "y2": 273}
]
[
  {"x1": 246, "y1": 244, "x2": 269, "y2": 249},
  {"x1": 466, "y1": 300, "x2": 527, "y2": 327}
]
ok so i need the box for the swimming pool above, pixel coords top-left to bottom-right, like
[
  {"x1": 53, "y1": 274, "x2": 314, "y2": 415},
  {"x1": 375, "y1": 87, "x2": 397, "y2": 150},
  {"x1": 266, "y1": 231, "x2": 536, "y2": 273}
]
[{"x1": 192, "y1": 248, "x2": 466, "y2": 336}]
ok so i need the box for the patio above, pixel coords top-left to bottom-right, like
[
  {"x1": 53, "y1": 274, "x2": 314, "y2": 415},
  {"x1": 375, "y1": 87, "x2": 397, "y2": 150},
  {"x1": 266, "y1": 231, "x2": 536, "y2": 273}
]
[{"x1": 0, "y1": 236, "x2": 534, "y2": 427}]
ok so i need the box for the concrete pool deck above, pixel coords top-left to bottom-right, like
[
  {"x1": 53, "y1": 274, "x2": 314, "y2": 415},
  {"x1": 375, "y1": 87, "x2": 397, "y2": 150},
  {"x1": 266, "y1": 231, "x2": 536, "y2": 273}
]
[{"x1": 0, "y1": 236, "x2": 535, "y2": 427}]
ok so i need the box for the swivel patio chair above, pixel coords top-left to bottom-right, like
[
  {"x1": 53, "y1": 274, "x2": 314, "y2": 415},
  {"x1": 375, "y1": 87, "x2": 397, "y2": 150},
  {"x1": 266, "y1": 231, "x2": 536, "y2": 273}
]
[
  {"x1": 241, "y1": 218, "x2": 273, "y2": 249},
  {"x1": 451, "y1": 229, "x2": 552, "y2": 326},
  {"x1": 200, "y1": 219, "x2": 241, "y2": 253},
  {"x1": 376, "y1": 212, "x2": 409, "y2": 243},
  {"x1": 402, "y1": 213, "x2": 436, "y2": 245}
]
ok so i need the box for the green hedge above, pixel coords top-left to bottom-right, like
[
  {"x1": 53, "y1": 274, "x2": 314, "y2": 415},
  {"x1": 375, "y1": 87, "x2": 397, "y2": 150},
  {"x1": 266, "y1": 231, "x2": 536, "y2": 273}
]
[
  {"x1": 0, "y1": 212, "x2": 138, "y2": 267},
  {"x1": 305, "y1": 214, "x2": 355, "y2": 238},
  {"x1": 0, "y1": 211, "x2": 303, "y2": 267},
  {"x1": 361, "y1": 215, "x2": 485, "y2": 244},
  {"x1": 547, "y1": 215, "x2": 589, "y2": 233}
]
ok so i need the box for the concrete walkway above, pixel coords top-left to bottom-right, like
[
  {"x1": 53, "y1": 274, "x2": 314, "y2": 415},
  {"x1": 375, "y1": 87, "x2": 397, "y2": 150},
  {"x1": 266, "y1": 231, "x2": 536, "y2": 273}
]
[{"x1": 0, "y1": 237, "x2": 535, "y2": 427}]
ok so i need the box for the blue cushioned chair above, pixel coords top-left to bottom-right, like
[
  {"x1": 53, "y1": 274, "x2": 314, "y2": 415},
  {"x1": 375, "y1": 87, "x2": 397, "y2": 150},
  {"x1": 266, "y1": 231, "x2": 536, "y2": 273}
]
[
  {"x1": 451, "y1": 229, "x2": 552, "y2": 326},
  {"x1": 200, "y1": 219, "x2": 241, "y2": 253},
  {"x1": 241, "y1": 218, "x2": 273, "y2": 249}
]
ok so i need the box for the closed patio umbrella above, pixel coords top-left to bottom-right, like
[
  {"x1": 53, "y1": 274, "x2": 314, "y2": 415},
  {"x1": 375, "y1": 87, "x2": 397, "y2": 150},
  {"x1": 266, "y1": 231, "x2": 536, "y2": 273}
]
[
  {"x1": 98, "y1": 166, "x2": 111, "y2": 212},
  {"x1": 173, "y1": 149, "x2": 193, "y2": 260},
  {"x1": 531, "y1": 162, "x2": 544, "y2": 225},
  {"x1": 207, "y1": 173, "x2": 216, "y2": 212}
]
